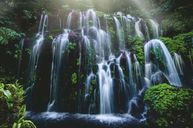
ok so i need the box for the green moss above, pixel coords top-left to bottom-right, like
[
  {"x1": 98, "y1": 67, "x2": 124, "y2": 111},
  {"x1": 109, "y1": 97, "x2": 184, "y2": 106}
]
[{"x1": 144, "y1": 83, "x2": 193, "y2": 128}]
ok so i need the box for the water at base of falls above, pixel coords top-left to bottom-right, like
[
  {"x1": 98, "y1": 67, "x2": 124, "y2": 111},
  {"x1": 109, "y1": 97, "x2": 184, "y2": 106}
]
[
  {"x1": 26, "y1": 9, "x2": 182, "y2": 116},
  {"x1": 25, "y1": 112, "x2": 145, "y2": 128}
]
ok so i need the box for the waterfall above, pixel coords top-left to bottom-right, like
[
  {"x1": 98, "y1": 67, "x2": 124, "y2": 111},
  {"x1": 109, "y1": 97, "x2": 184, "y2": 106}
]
[
  {"x1": 85, "y1": 72, "x2": 95, "y2": 97},
  {"x1": 114, "y1": 17, "x2": 125, "y2": 49},
  {"x1": 98, "y1": 61, "x2": 114, "y2": 114},
  {"x1": 126, "y1": 52, "x2": 136, "y2": 98},
  {"x1": 85, "y1": 9, "x2": 98, "y2": 29},
  {"x1": 149, "y1": 19, "x2": 159, "y2": 38},
  {"x1": 135, "y1": 19, "x2": 144, "y2": 39},
  {"x1": 173, "y1": 53, "x2": 184, "y2": 75},
  {"x1": 28, "y1": 14, "x2": 48, "y2": 87},
  {"x1": 133, "y1": 54, "x2": 142, "y2": 87},
  {"x1": 145, "y1": 39, "x2": 182, "y2": 87},
  {"x1": 47, "y1": 30, "x2": 70, "y2": 111},
  {"x1": 26, "y1": 9, "x2": 183, "y2": 115},
  {"x1": 67, "y1": 11, "x2": 73, "y2": 29}
]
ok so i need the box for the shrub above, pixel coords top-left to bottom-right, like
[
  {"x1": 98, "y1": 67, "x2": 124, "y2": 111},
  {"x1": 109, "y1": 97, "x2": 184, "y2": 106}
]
[
  {"x1": 0, "y1": 27, "x2": 22, "y2": 45},
  {"x1": 127, "y1": 36, "x2": 144, "y2": 64},
  {"x1": 144, "y1": 83, "x2": 193, "y2": 128},
  {"x1": 0, "y1": 82, "x2": 36, "y2": 128},
  {"x1": 161, "y1": 31, "x2": 193, "y2": 58}
]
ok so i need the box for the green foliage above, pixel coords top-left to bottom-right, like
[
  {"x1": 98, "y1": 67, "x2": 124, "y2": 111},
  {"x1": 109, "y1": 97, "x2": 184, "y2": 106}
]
[
  {"x1": 127, "y1": 36, "x2": 144, "y2": 64},
  {"x1": 23, "y1": 10, "x2": 34, "y2": 20},
  {"x1": 0, "y1": 82, "x2": 36, "y2": 128},
  {"x1": 144, "y1": 83, "x2": 193, "y2": 128},
  {"x1": 12, "y1": 106, "x2": 36, "y2": 128},
  {"x1": 67, "y1": 42, "x2": 77, "y2": 52},
  {"x1": 76, "y1": 58, "x2": 81, "y2": 66},
  {"x1": 161, "y1": 31, "x2": 193, "y2": 58},
  {"x1": 0, "y1": 27, "x2": 22, "y2": 45},
  {"x1": 0, "y1": 82, "x2": 24, "y2": 127},
  {"x1": 71, "y1": 73, "x2": 78, "y2": 85},
  {"x1": 161, "y1": 12, "x2": 193, "y2": 36},
  {"x1": 157, "y1": 0, "x2": 193, "y2": 36}
]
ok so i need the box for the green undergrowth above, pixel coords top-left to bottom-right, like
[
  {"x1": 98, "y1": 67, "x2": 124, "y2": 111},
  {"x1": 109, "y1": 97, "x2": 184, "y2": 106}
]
[
  {"x1": 0, "y1": 82, "x2": 36, "y2": 128},
  {"x1": 161, "y1": 31, "x2": 193, "y2": 58},
  {"x1": 144, "y1": 83, "x2": 193, "y2": 128}
]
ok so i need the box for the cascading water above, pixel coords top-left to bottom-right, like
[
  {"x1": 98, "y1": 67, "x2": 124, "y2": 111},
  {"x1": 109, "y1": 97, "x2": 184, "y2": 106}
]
[
  {"x1": 114, "y1": 16, "x2": 125, "y2": 49},
  {"x1": 47, "y1": 29, "x2": 70, "y2": 111},
  {"x1": 173, "y1": 53, "x2": 184, "y2": 75},
  {"x1": 149, "y1": 19, "x2": 159, "y2": 38},
  {"x1": 98, "y1": 61, "x2": 114, "y2": 114},
  {"x1": 135, "y1": 19, "x2": 144, "y2": 39},
  {"x1": 27, "y1": 13, "x2": 48, "y2": 88},
  {"x1": 26, "y1": 9, "x2": 182, "y2": 118},
  {"x1": 144, "y1": 39, "x2": 182, "y2": 87},
  {"x1": 67, "y1": 11, "x2": 73, "y2": 29}
]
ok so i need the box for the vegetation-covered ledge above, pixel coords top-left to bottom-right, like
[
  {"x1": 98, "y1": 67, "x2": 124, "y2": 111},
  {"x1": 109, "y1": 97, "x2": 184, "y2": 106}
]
[{"x1": 144, "y1": 83, "x2": 193, "y2": 128}]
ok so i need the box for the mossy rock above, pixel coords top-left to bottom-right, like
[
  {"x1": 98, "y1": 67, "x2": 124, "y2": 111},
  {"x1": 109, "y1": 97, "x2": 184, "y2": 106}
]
[{"x1": 144, "y1": 83, "x2": 193, "y2": 128}]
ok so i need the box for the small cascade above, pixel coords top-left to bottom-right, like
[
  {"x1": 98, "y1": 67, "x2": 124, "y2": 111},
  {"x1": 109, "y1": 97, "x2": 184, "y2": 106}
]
[
  {"x1": 145, "y1": 39, "x2": 182, "y2": 87},
  {"x1": 85, "y1": 72, "x2": 95, "y2": 98},
  {"x1": 126, "y1": 52, "x2": 136, "y2": 98},
  {"x1": 79, "y1": 12, "x2": 83, "y2": 29},
  {"x1": 47, "y1": 29, "x2": 70, "y2": 111},
  {"x1": 28, "y1": 14, "x2": 48, "y2": 87},
  {"x1": 114, "y1": 16, "x2": 125, "y2": 49},
  {"x1": 173, "y1": 53, "x2": 184, "y2": 75},
  {"x1": 116, "y1": 54, "x2": 127, "y2": 100},
  {"x1": 133, "y1": 54, "x2": 142, "y2": 86},
  {"x1": 149, "y1": 19, "x2": 159, "y2": 38},
  {"x1": 98, "y1": 61, "x2": 114, "y2": 114},
  {"x1": 125, "y1": 15, "x2": 136, "y2": 37},
  {"x1": 67, "y1": 11, "x2": 73, "y2": 29},
  {"x1": 135, "y1": 19, "x2": 144, "y2": 39},
  {"x1": 125, "y1": 52, "x2": 144, "y2": 115},
  {"x1": 85, "y1": 9, "x2": 98, "y2": 29}
]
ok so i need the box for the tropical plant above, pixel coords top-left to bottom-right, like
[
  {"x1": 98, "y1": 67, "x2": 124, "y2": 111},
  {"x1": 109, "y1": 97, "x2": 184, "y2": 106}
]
[
  {"x1": 144, "y1": 83, "x2": 193, "y2": 128},
  {"x1": 0, "y1": 27, "x2": 22, "y2": 45},
  {"x1": 0, "y1": 82, "x2": 36, "y2": 128}
]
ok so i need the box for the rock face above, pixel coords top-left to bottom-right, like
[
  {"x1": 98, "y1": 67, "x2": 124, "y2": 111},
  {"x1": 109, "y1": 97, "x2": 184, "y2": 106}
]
[{"x1": 150, "y1": 71, "x2": 168, "y2": 85}]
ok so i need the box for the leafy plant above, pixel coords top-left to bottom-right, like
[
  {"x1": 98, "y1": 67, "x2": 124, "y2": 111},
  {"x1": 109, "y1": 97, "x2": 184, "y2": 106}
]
[
  {"x1": 0, "y1": 82, "x2": 36, "y2": 128},
  {"x1": 71, "y1": 73, "x2": 78, "y2": 85},
  {"x1": 161, "y1": 31, "x2": 193, "y2": 59},
  {"x1": 144, "y1": 83, "x2": 193, "y2": 128},
  {"x1": 0, "y1": 27, "x2": 22, "y2": 45},
  {"x1": 127, "y1": 36, "x2": 144, "y2": 64},
  {"x1": 12, "y1": 106, "x2": 36, "y2": 128},
  {"x1": 67, "y1": 42, "x2": 77, "y2": 52}
]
